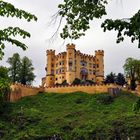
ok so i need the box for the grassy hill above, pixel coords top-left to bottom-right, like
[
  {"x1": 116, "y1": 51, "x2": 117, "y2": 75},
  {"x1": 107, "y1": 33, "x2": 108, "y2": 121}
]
[{"x1": 0, "y1": 92, "x2": 140, "y2": 140}]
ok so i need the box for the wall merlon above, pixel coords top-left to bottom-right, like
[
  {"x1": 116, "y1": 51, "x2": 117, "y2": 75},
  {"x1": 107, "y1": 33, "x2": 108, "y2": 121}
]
[{"x1": 46, "y1": 50, "x2": 55, "y2": 55}]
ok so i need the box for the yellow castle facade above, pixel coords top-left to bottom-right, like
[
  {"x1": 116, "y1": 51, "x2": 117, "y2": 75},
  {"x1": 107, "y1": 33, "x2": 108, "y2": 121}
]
[{"x1": 42, "y1": 44, "x2": 104, "y2": 87}]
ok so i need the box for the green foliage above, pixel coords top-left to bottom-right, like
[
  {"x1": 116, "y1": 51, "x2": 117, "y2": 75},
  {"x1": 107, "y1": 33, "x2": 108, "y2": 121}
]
[
  {"x1": 0, "y1": 0, "x2": 37, "y2": 59},
  {"x1": 7, "y1": 53, "x2": 21, "y2": 83},
  {"x1": 105, "y1": 72, "x2": 116, "y2": 84},
  {"x1": 58, "y1": 0, "x2": 140, "y2": 48},
  {"x1": 116, "y1": 73, "x2": 126, "y2": 86},
  {"x1": 20, "y1": 56, "x2": 35, "y2": 85},
  {"x1": 0, "y1": 92, "x2": 140, "y2": 139},
  {"x1": 101, "y1": 10, "x2": 140, "y2": 48},
  {"x1": 133, "y1": 98, "x2": 140, "y2": 113},
  {"x1": 7, "y1": 53, "x2": 35, "y2": 85},
  {"x1": 96, "y1": 94, "x2": 113, "y2": 104},
  {"x1": 0, "y1": 66, "x2": 10, "y2": 110},
  {"x1": 58, "y1": 0, "x2": 107, "y2": 39},
  {"x1": 0, "y1": 78, "x2": 10, "y2": 113},
  {"x1": 123, "y1": 57, "x2": 140, "y2": 90},
  {"x1": 0, "y1": 66, "x2": 9, "y2": 80},
  {"x1": 72, "y1": 78, "x2": 81, "y2": 85}
]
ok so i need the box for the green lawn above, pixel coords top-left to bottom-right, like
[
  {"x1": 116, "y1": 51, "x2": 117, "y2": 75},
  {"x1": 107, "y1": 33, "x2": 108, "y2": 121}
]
[{"x1": 0, "y1": 92, "x2": 140, "y2": 140}]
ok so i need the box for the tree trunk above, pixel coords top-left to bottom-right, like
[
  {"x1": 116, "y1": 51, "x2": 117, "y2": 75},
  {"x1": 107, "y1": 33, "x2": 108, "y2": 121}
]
[{"x1": 130, "y1": 79, "x2": 136, "y2": 90}]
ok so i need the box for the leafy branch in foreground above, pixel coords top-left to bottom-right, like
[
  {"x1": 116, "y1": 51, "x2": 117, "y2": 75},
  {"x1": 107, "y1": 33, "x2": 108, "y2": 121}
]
[
  {"x1": 58, "y1": 0, "x2": 107, "y2": 40},
  {"x1": 0, "y1": 0, "x2": 37, "y2": 59},
  {"x1": 101, "y1": 10, "x2": 140, "y2": 48}
]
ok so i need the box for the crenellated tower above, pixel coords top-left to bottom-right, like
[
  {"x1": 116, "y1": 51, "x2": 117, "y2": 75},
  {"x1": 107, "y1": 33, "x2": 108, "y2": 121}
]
[
  {"x1": 66, "y1": 44, "x2": 76, "y2": 84},
  {"x1": 46, "y1": 50, "x2": 55, "y2": 87},
  {"x1": 95, "y1": 50, "x2": 104, "y2": 83}
]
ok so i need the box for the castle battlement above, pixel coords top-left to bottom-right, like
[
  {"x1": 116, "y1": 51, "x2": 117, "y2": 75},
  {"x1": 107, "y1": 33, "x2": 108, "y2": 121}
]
[
  {"x1": 46, "y1": 50, "x2": 55, "y2": 55},
  {"x1": 95, "y1": 50, "x2": 104, "y2": 55},
  {"x1": 66, "y1": 43, "x2": 75, "y2": 50}
]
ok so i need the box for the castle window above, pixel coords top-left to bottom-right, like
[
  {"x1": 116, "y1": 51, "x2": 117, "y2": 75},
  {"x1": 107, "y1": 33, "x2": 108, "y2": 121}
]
[
  {"x1": 89, "y1": 63, "x2": 92, "y2": 68},
  {"x1": 51, "y1": 70, "x2": 54, "y2": 74},
  {"x1": 80, "y1": 60, "x2": 87, "y2": 67},
  {"x1": 93, "y1": 64, "x2": 96, "y2": 68},
  {"x1": 56, "y1": 69, "x2": 58, "y2": 74},
  {"x1": 59, "y1": 62, "x2": 61, "y2": 65},
  {"x1": 97, "y1": 64, "x2": 99, "y2": 68},
  {"x1": 62, "y1": 76, "x2": 64, "y2": 79},
  {"x1": 89, "y1": 70, "x2": 92, "y2": 74},
  {"x1": 51, "y1": 64, "x2": 54, "y2": 67},
  {"x1": 61, "y1": 68, "x2": 64, "y2": 73},
  {"x1": 93, "y1": 71, "x2": 96, "y2": 75},
  {"x1": 52, "y1": 58, "x2": 54, "y2": 61},
  {"x1": 56, "y1": 78, "x2": 58, "y2": 80},
  {"x1": 62, "y1": 61, "x2": 64, "y2": 65}
]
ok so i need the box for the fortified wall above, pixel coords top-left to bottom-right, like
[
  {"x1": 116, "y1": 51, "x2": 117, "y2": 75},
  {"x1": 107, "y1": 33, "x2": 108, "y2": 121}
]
[
  {"x1": 10, "y1": 83, "x2": 43, "y2": 102},
  {"x1": 44, "y1": 84, "x2": 120, "y2": 94},
  {"x1": 9, "y1": 83, "x2": 140, "y2": 102}
]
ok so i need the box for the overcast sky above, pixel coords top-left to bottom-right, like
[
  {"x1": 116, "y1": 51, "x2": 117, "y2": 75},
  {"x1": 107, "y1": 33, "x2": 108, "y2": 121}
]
[{"x1": 0, "y1": 0, "x2": 140, "y2": 86}]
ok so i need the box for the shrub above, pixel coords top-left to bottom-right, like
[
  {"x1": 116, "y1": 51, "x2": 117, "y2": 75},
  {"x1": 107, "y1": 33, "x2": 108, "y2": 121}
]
[
  {"x1": 96, "y1": 94, "x2": 113, "y2": 105},
  {"x1": 132, "y1": 98, "x2": 140, "y2": 113},
  {"x1": 0, "y1": 78, "x2": 10, "y2": 113},
  {"x1": 72, "y1": 78, "x2": 81, "y2": 85}
]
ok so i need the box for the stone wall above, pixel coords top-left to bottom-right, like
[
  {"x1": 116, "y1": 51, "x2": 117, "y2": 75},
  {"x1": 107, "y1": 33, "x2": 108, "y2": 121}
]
[
  {"x1": 45, "y1": 84, "x2": 120, "y2": 94},
  {"x1": 10, "y1": 84, "x2": 43, "y2": 102}
]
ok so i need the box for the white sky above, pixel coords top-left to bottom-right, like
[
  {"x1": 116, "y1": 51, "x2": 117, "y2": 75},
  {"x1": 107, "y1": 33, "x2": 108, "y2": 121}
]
[{"x1": 0, "y1": 0, "x2": 140, "y2": 86}]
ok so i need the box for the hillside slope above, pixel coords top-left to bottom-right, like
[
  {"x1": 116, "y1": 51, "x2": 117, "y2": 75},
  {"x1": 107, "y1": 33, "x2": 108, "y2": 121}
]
[{"x1": 0, "y1": 92, "x2": 140, "y2": 140}]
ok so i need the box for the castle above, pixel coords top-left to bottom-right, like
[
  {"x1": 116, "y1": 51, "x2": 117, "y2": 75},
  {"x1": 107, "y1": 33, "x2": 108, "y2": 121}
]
[{"x1": 42, "y1": 44, "x2": 104, "y2": 87}]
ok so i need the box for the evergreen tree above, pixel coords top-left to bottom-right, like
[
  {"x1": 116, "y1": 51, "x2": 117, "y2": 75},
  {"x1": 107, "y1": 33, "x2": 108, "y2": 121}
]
[
  {"x1": 19, "y1": 56, "x2": 35, "y2": 85},
  {"x1": 105, "y1": 72, "x2": 116, "y2": 84},
  {"x1": 116, "y1": 73, "x2": 126, "y2": 86},
  {"x1": 7, "y1": 53, "x2": 35, "y2": 85},
  {"x1": 7, "y1": 53, "x2": 21, "y2": 83}
]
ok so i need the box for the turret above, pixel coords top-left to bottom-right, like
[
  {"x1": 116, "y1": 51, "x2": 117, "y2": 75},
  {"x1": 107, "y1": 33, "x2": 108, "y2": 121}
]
[
  {"x1": 46, "y1": 50, "x2": 55, "y2": 87},
  {"x1": 95, "y1": 50, "x2": 104, "y2": 83},
  {"x1": 66, "y1": 43, "x2": 76, "y2": 84}
]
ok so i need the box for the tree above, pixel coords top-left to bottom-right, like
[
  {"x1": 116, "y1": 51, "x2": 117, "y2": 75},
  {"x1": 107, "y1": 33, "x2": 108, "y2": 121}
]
[
  {"x1": 7, "y1": 53, "x2": 21, "y2": 83},
  {"x1": 58, "y1": 0, "x2": 140, "y2": 48},
  {"x1": 0, "y1": 66, "x2": 10, "y2": 113},
  {"x1": 0, "y1": 0, "x2": 37, "y2": 59},
  {"x1": 7, "y1": 53, "x2": 35, "y2": 85},
  {"x1": 123, "y1": 58, "x2": 140, "y2": 90},
  {"x1": 0, "y1": 66, "x2": 9, "y2": 80},
  {"x1": 101, "y1": 10, "x2": 140, "y2": 48},
  {"x1": 104, "y1": 72, "x2": 116, "y2": 84},
  {"x1": 116, "y1": 73, "x2": 126, "y2": 86},
  {"x1": 58, "y1": 0, "x2": 107, "y2": 39},
  {"x1": 19, "y1": 56, "x2": 35, "y2": 85}
]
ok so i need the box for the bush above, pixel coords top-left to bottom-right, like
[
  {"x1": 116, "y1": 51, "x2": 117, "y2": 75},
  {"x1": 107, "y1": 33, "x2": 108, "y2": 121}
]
[
  {"x1": 72, "y1": 78, "x2": 81, "y2": 85},
  {"x1": 132, "y1": 98, "x2": 140, "y2": 113},
  {"x1": 0, "y1": 78, "x2": 10, "y2": 113},
  {"x1": 96, "y1": 94, "x2": 113, "y2": 105}
]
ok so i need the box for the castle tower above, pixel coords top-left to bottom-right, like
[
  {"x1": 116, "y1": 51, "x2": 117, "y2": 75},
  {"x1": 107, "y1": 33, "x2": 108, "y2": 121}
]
[
  {"x1": 95, "y1": 50, "x2": 104, "y2": 84},
  {"x1": 46, "y1": 50, "x2": 55, "y2": 87},
  {"x1": 66, "y1": 44, "x2": 76, "y2": 84}
]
